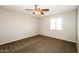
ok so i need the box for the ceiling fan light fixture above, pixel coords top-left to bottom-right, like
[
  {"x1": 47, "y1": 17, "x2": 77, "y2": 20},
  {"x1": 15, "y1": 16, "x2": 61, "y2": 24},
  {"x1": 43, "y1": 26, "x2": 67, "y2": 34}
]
[
  {"x1": 38, "y1": 12, "x2": 41, "y2": 15},
  {"x1": 34, "y1": 11, "x2": 41, "y2": 15},
  {"x1": 25, "y1": 5, "x2": 49, "y2": 16},
  {"x1": 35, "y1": 11, "x2": 38, "y2": 15}
]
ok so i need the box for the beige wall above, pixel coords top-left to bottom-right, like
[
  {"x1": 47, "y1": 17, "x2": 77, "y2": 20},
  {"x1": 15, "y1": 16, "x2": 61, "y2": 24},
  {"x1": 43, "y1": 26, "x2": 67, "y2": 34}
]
[
  {"x1": 39, "y1": 10, "x2": 76, "y2": 42},
  {"x1": 77, "y1": 7, "x2": 79, "y2": 52},
  {"x1": 0, "y1": 8, "x2": 39, "y2": 45}
]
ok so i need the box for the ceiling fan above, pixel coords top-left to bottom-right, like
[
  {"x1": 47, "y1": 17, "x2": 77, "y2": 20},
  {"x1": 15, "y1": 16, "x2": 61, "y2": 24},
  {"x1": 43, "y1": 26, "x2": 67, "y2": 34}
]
[{"x1": 25, "y1": 5, "x2": 49, "y2": 16}]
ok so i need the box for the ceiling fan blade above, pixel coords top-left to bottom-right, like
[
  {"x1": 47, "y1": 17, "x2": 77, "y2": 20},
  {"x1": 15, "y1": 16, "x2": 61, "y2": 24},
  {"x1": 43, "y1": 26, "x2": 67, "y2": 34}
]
[
  {"x1": 41, "y1": 9, "x2": 49, "y2": 11},
  {"x1": 40, "y1": 11, "x2": 44, "y2": 15},
  {"x1": 33, "y1": 12, "x2": 35, "y2": 14},
  {"x1": 25, "y1": 9, "x2": 33, "y2": 11}
]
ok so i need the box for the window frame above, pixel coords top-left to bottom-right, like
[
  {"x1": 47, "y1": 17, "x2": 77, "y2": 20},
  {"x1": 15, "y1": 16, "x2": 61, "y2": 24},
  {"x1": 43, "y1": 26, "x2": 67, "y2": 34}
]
[{"x1": 50, "y1": 17, "x2": 62, "y2": 30}]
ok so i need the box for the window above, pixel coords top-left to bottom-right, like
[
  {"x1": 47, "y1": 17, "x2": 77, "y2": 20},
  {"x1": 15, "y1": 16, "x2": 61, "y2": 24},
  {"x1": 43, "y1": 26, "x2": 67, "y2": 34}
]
[{"x1": 50, "y1": 17, "x2": 62, "y2": 30}]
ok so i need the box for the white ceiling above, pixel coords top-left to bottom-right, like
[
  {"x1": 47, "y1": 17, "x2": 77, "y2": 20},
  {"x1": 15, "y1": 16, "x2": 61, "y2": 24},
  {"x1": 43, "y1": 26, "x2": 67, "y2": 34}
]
[{"x1": 0, "y1": 5, "x2": 77, "y2": 17}]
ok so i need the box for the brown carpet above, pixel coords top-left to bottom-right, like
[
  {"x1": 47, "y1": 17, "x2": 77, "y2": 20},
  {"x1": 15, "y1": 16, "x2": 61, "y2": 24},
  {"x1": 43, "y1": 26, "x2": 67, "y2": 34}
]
[{"x1": 0, "y1": 35, "x2": 78, "y2": 53}]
